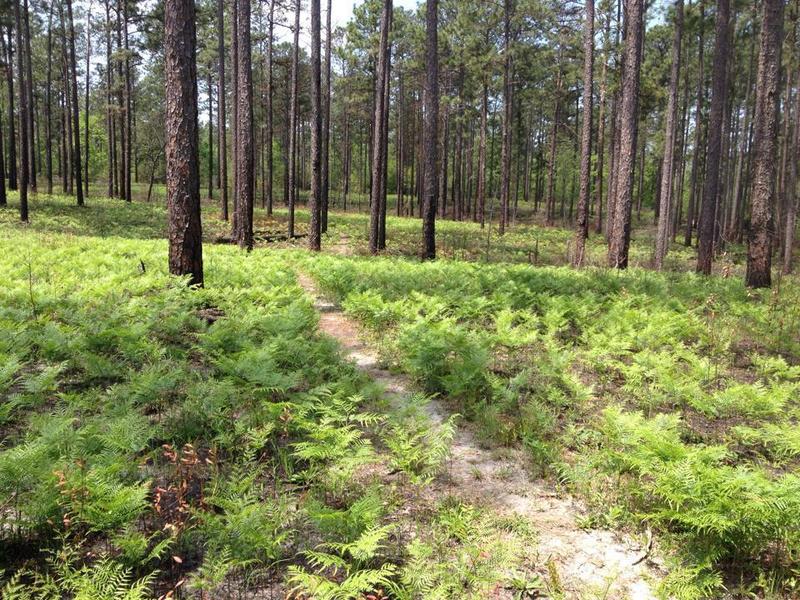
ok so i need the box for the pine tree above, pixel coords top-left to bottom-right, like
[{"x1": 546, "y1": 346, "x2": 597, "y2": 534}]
[
  {"x1": 309, "y1": 0, "x2": 323, "y2": 251},
  {"x1": 287, "y1": 0, "x2": 300, "y2": 238},
  {"x1": 421, "y1": 0, "x2": 439, "y2": 259},
  {"x1": 165, "y1": 0, "x2": 203, "y2": 286},
  {"x1": 66, "y1": 0, "x2": 84, "y2": 206},
  {"x1": 654, "y1": 0, "x2": 684, "y2": 269},
  {"x1": 574, "y1": 0, "x2": 595, "y2": 267},
  {"x1": 607, "y1": 0, "x2": 644, "y2": 269},
  {"x1": 696, "y1": 0, "x2": 730, "y2": 274},
  {"x1": 746, "y1": 0, "x2": 784, "y2": 288},
  {"x1": 369, "y1": 0, "x2": 392, "y2": 254},
  {"x1": 234, "y1": 0, "x2": 254, "y2": 250},
  {"x1": 217, "y1": 0, "x2": 228, "y2": 220},
  {"x1": 15, "y1": 0, "x2": 29, "y2": 221}
]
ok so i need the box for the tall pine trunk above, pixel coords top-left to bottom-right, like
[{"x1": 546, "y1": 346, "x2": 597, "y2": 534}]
[
  {"x1": 369, "y1": 0, "x2": 392, "y2": 254},
  {"x1": 746, "y1": 0, "x2": 783, "y2": 288},
  {"x1": 207, "y1": 70, "x2": 213, "y2": 199},
  {"x1": 84, "y1": 3, "x2": 91, "y2": 199},
  {"x1": 696, "y1": 0, "x2": 730, "y2": 274},
  {"x1": 165, "y1": 0, "x2": 203, "y2": 286},
  {"x1": 23, "y1": 0, "x2": 35, "y2": 192},
  {"x1": 5, "y1": 28, "x2": 17, "y2": 191},
  {"x1": 45, "y1": 3, "x2": 54, "y2": 194},
  {"x1": 574, "y1": 0, "x2": 595, "y2": 267},
  {"x1": 607, "y1": 0, "x2": 644, "y2": 269},
  {"x1": 287, "y1": 0, "x2": 300, "y2": 237},
  {"x1": 421, "y1": 0, "x2": 439, "y2": 259},
  {"x1": 217, "y1": 0, "x2": 228, "y2": 220},
  {"x1": 309, "y1": 0, "x2": 322, "y2": 250},
  {"x1": 321, "y1": 0, "x2": 332, "y2": 232},
  {"x1": 0, "y1": 98, "x2": 5, "y2": 206},
  {"x1": 123, "y1": 0, "x2": 132, "y2": 201},
  {"x1": 234, "y1": 0, "x2": 254, "y2": 250},
  {"x1": 685, "y1": 0, "x2": 705, "y2": 245},
  {"x1": 594, "y1": 9, "x2": 611, "y2": 235},
  {"x1": 655, "y1": 0, "x2": 684, "y2": 269},
  {"x1": 265, "y1": 0, "x2": 274, "y2": 216},
  {"x1": 499, "y1": 0, "x2": 514, "y2": 235},
  {"x1": 15, "y1": 0, "x2": 29, "y2": 220},
  {"x1": 379, "y1": 50, "x2": 390, "y2": 248},
  {"x1": 545, "y1": 70, "x2": 562, "y2": 225},
  {"x1": 784, "y1": 57, "x2": 800, "y2": 275},
  {"x1": 104, "y1": 0, "x2": 115, "y2": 197},
  {"x1": 477, "y1": 83, "x2": 488, "y2": 227},
  {"x1": 66, "y1": 0, "x2": 84, "y2": 206}
]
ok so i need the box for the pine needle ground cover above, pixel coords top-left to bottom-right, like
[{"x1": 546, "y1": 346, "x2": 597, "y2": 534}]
[
  {"x1": 0, "y1": 194, "x2": 541, "y2": 599},
  {"x1": 302, "y1": 254, "x2": 800, "y2": 599}
]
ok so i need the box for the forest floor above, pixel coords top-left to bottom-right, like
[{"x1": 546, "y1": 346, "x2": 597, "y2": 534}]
[
  {"x1": 297, "y1": 272, "x2": 663, "y2": 598},
  {"x1": 2, "y1": 192, "x2": 800, "y2": 600}
]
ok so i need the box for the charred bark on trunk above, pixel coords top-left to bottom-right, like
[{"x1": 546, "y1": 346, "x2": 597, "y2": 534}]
[
  {"x1": 574, "y1": 0, "x2": 595, "y2": 267},
  {"x1": 607, "y1": 0, "x2": 644, "y2": 269},
  {"x1": 421, "y1": 0, "x2": 439, "y2": 259},
  {"x1": 746, "y1": 0, "x2": 783, "y2": 287},
  {"x1": 165, "y1": 0, "x2": 203, "y2": 286}
]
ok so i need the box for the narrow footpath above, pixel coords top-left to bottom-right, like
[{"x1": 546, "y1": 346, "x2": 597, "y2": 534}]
[{"x1": 297, "y1": 272, "x2": 665, "y2": 599}]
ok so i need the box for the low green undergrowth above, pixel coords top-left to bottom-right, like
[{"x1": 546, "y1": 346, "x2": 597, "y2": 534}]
[
  {"x1": 0, "y1": 195, "x2": 545, "y2": 598},
  {"x1": 301, "y1": 253, "x2": 800, "y2": 598},
  {"x1": 0, "y1": 225, "x2": 385, "y2": 596}
]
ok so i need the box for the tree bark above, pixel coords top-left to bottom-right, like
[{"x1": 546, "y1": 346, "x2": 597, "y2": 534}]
[
  {"x1": 476, "y1": 82, "x2": 488, "y2": 227},
  {"x1": 15, "y1": 0, "x2": 29, "y2": 220},
  {"x1": 784, "y1": 58, "x2": 800, "y2": 275},
  {"x1": 60, "y1": 12, "x2": 72, "y2": 195},
  {"x1": 396, "y1": 68, "x2": 404, "y2": 216},
  {"x1": 0, "y1": 95, "x2": 5, "y2": 205},
  {"x1": 438, "y1": 99, "x2": 448, "y2": 220},
  {"x1": 287, "y1": 0, "x2": 300, "y2": 237},
  {"x1": 655, "y1": 0, "x2": 684, "y2": 269},
  {"x1": 231, "y1": 0, "x2": 239, "y2": 232},
  {"x1": 309, "y1": 0, "x2": 322, "y2": 251},
  {"x1": 23, "y1": 0, "x2": 35, "y2": 192},
  {"x1": 45, "y1": 2, "x2": 55, "y2": 195},
  {"x1": 321, "y1": 0, "x2": 332, "y2": 232},
  {"x1": 207, "y1": 69, "x2": 213, "y2": 199},
  {"x1": 115, "y1": 3, "x2": 125, "y2": 200},
  {"x1": 421, "y1": 0, "x2": 439, "y2": 259},
  {"x1": 265, "y1": 0, "x2": 274, "y2": 216},
  {"x1": 499, "y1": 0, "x2": 514, "y2": 235},
  {"x1": 84, "y1": 2, "x2": 92, "y2": 199},
  {"x1": 66, "y1": 0, "x2": 84, "y2": 206},
  {"x1": 696, "y1": 0, "x2": 730, "y2": 274},
  {"x1": 234, "y1": 0, "x2": 254, "y2": 250},
  {"x1": 607, "y1": 0, "x2": 644, "y2": 269},
  {"x1": 104, "y1": 0, "x2": 115, "y2": 197},
  {"x1": 594, "y1": 9, "x2": 611, "y2": 234},
  {"x1": 369, "y1": 0, "x2": 392, "y2": 254},
  {"x1": 545, "y1": 69, "x2": 562, "y2": 225},
  {"x1": 730, "y1": 22, "x2": 756, "y2": 242},
  {"x1": 379, "y1": 49, "x2": 390, "y2": 248},
  {"x1": 574, "y1": 0, "x2": 595, "y2": 267},
  {"x1": 746, "y1": 0, "x2": 783, "y2": 288},
  {"x1": 123, "y1": 0, "x2": 132, "y2": 202},
  {"x1": 4, "y1": 28, "x2": 17, "y2": 191},
  {"x1": 685, "y1": 0, "x2": 705, "y2": 245},
  {"x1": 216, "y1": 0, "x2": 228, "y2": 220},
  {"x1": 165, "y1": 0, "x2": 203, "y2": 287}
]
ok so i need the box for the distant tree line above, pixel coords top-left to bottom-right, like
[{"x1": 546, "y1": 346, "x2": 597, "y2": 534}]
[{"x1": 0, "y1": 0, "x2": 796, "y2": 288}]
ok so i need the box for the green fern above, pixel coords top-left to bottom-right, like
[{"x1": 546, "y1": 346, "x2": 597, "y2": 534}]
[{"x1": 287, "y1": 526, "x2": 398, "y2": 600}]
